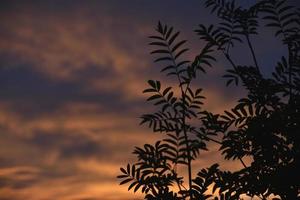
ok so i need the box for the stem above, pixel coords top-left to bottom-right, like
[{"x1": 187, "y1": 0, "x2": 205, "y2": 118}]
[
  {"x1": 164, "y1": 36, "x2": 193, "y2": 199},
  {"x1": 271, "y1": 3, "x2": 293, "y2": 99},
  {"x1": 180, "y1": 87, "x2": 192, "y2": 198},
  {"x1": 224, "y1": 52, "x2": 238, "y2": 70},
  {"x1": 239, "y1": 157, "x2": 247, "y2": 168},
  {"x1": 182, "y1": 109, "x2": 193, "y2": 199},
  {"x1": 172, "y1": 170, "x2": 183, "y2": 194},
  {"x1": 226, "y1": 17, "x2": 235, "y2": 54},
  {"x1": 246, "y1": 34, "x2": 260, "y2": 73},
  {"x1": 288, "y1": 44, "x2": 293, "y2": 100},
  {"x1": 182, "y1": 83, "x2": 194, "y2": 199}
]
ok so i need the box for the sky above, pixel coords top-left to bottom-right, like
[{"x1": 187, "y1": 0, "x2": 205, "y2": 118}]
[{"x1": 0, "y1": 0, "x2": 294, "y2": 199}]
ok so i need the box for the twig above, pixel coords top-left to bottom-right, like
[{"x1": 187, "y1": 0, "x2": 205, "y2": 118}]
[{"x1": 246, "y1": 34, "x2": 260, "y2": 73}]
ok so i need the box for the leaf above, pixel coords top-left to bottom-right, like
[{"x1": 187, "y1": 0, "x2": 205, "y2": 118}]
[
  {"x1": 166, "y1": 26, "x2": 174, "y2": 39},
  {"x1": 127, "y1": 164, "x2": 130, "y2": 174},
  {"x1": 224, "y1": 110, "x2": 235, "y2": 119},
  {"x1": 131, "y1": 164, "x2": 136, "y2": 177},
  {"x1": 120, "y1": 178, "x2": 133, "y2": 185},
  {"x1": 156, "y1": 81, "x2": 161, "y2": 91},
  {"x1": 134, "y1": 183, "x2": 142, "y2": 192},
  {"x1": 120, "y1": 167, "x2": 127, "y2": 174},
  {"x1": 155, "y1": 57, "x2": 173, "y2": 62},
  {"x1": 161, "y1": 65, "x2": 175, "y2": 72},
  {"x1": 148, "y1": 80, "x2": 156, "y2": 88},
  {"x1": 128, "y1": 181, "x2": 138, "y2": 190},
  {"x1": 172, "y1": 40, "x2": 187, "y2": 52},
  {"x1": 151, "y1": 49, "x2": 170, "y2": 54},
  {"x1": 149, "y1": 41, "x2": 167, "y2": 46},
  {"x1": 147, "y1": 94, "x2": 161, "y2": 101},
  {"x1": 163, "y1": 87, "x2": 172, "y2": 96},
  {"x1": 168, "y1": 31, "x2": 180, "y2": 45},
  {"x1": 149, "y1": 36, "x2": 164, "y2": 40},
  {"x1": 143, "y1": 88, "x2": 156, "y2": 93},
  {"x1": 175, "y1": 48, "x2": 189, "y2": 59}
]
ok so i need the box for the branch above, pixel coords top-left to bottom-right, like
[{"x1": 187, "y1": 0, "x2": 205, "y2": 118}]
[
  {"x1": 191, "y1": 129, "x2": 248, "y2": 169},
  {"x1": 246, "y1": 34, "x2": 260, "y2": 73},
  {"x1": 161, "y1": 29, "x2": 193, "y2": 199}
]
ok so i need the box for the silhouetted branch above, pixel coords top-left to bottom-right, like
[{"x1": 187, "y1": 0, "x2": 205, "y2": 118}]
[{"x1": 246, "y1": 34, "x2": 260, "y2": 73}]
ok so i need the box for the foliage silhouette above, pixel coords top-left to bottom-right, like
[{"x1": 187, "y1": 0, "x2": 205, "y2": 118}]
[{"x1": 118, "y1": 0, "x2": 300, "y2": 199}]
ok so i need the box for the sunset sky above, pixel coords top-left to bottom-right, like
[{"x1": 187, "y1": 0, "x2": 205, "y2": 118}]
[{"x1": 0, "y1": 0, "x2": 292, "y2": 199}]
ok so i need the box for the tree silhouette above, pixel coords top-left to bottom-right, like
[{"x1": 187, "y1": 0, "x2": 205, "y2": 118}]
[{"x1": 117, "y1": 0, "x2": 300, "y2": 199}]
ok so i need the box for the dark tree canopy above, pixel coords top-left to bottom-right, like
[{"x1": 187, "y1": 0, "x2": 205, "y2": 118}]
[{"x1": 118, "y1": 0, "x2": 300, "y2": 199}]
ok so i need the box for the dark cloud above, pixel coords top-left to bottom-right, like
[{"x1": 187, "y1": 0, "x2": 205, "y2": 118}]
[
  {"x1": 0, "y1": 178, "x2": 10, "y2": 188},
  {"x1": 0, "y1": 65, "x2": 149, "y2": 119},
  {"x1": 8, "y1": 178, "x2": 39, "y2": 190},
  {"x1": 29, "y1": 131, "x2": 104, "y2": 158}
]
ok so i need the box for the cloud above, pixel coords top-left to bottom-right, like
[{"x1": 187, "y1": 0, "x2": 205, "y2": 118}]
[
  {"x1": 0, "y1": 160, "x2": 143, "y2": 200},
  {"x1": 0, "y1": 0, "x2": 160, "y2": 113}
]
